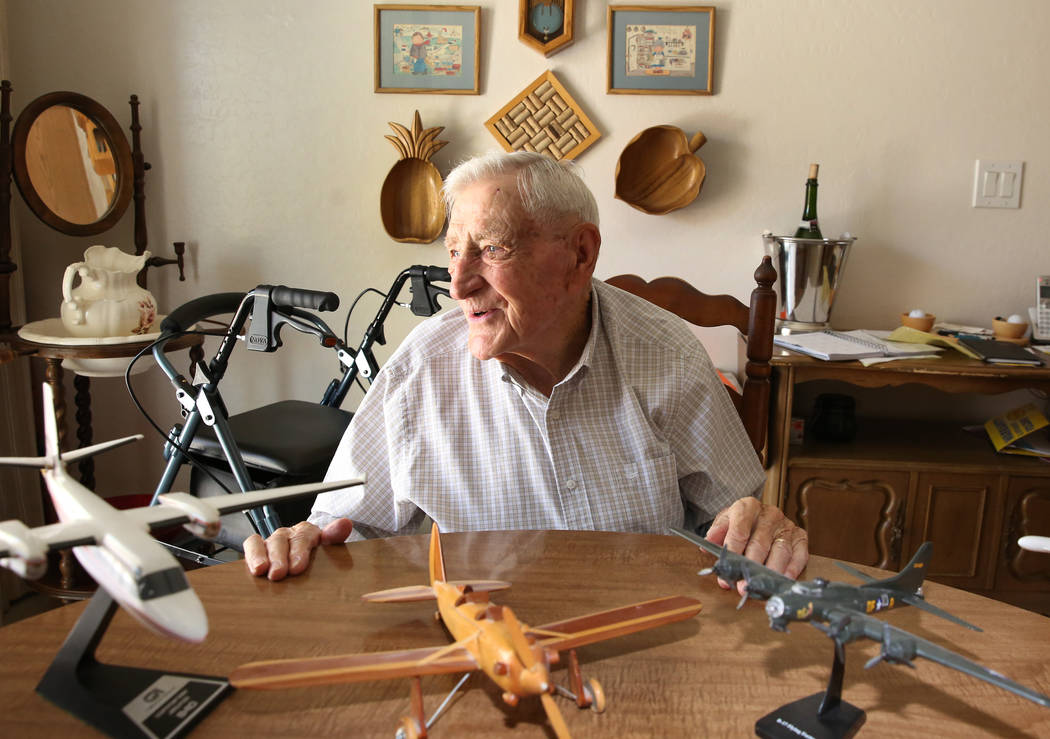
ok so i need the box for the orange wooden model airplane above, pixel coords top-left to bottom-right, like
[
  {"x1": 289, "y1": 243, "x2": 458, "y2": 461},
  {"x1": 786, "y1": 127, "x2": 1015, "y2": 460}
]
[{"x1": 230, "y1": 524, "x2": 702, "y2": 737}]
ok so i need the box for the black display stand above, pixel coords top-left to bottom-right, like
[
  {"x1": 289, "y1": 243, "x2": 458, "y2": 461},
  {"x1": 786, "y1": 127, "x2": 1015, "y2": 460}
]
[
  {"x1": 755, "y1": 643, "x2": 866, "y2": 739},
  {"x1": 36, "y1": 589, "x2": 231, "y2": 738}
]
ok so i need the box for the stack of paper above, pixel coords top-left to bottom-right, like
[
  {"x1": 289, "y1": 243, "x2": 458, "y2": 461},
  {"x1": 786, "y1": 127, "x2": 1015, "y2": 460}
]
[
  {"x1": 884, "y1": 326, "x2": 984, "y2": 359},
  {"x1": 774, "y1": 329, "x2": 942, "y2": 362}
]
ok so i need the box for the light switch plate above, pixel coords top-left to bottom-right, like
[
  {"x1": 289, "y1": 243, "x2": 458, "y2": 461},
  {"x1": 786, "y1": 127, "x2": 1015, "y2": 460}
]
[{"x1": 973, "y1": 160, "x2": 1024, "y2": 208}]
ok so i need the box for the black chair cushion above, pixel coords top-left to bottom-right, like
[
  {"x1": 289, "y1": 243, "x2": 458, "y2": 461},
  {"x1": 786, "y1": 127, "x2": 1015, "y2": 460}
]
[{"x1": 187, "y1": 399, "x2": 353, "y2": 477}]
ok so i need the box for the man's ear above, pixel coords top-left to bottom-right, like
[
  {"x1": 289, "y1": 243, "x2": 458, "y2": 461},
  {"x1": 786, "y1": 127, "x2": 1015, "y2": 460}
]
[{"x1": 570, "y1": 222, "x2": 601, "y2": 278}]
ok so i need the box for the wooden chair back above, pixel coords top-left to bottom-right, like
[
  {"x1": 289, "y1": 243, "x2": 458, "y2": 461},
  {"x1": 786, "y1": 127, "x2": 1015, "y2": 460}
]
[{"x1": 605, "y1": 256, "x2": 777, "y2": 457}]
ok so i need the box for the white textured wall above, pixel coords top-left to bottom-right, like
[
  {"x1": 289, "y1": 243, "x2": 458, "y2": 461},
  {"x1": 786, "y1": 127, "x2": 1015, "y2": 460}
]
[{"x1": 6, "y1": 0, "x2": 1050, "y2": 494}]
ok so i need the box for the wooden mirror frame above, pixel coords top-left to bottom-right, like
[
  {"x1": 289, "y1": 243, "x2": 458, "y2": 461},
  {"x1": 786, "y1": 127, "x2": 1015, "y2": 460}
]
[
  {"x1": 10, "y1": 90, "x2": 135, "y2": 237},
  {"x1": 1, "y1": 81, "x2": 150, "y2": 333}
]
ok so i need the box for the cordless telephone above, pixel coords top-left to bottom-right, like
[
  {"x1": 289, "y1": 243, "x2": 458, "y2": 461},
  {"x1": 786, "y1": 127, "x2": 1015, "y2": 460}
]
[{"x1": 1031, "y1": 276, "x2": 1050, "y2": 342}]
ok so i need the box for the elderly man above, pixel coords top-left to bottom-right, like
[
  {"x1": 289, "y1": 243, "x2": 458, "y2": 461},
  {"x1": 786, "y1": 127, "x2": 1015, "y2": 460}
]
[{"x1": 246, "y1": 151, "x2": 808, "y2": 584}]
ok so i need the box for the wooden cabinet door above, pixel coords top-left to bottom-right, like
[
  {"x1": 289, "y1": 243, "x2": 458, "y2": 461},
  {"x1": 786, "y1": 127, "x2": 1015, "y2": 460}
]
[
  {"x1": 996, "y1": 477, "x2": 1050, "y2": 594},
  {"x1": 907, "y1": 472, "x2": 1001, "y2": 591},
  {"x1": 785, "y1": 467, "x2": 910, "y2": 569}
]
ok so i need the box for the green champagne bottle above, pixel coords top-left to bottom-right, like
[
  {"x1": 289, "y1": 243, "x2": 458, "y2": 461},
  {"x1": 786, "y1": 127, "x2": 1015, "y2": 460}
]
[{"x1": 793, "y1": 163, "x2": 823, "y2": 239}]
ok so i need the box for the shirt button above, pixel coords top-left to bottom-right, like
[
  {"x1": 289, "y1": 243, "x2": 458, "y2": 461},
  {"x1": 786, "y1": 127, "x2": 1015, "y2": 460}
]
[
  {"x1": 549, "y1": 409, "x2": 561, "y2": 421},
  {"x1": 565, "y1": 479, "x2": 577, "y2": 491}
]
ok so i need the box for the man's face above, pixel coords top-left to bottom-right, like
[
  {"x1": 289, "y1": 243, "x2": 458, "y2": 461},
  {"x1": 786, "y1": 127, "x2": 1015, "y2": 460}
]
[{"x1": 445, "y1": 176, "x2": 583, "y2": 364}]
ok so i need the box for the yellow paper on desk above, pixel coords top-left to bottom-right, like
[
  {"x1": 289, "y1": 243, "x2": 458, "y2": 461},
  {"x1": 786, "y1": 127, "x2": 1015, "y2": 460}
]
[
  {"x1": 885, "y1": 326, "x2": 983, "y2": 359},
  {"x1": 983, "y1": 402, "x2": 1050, "y2": 456}
]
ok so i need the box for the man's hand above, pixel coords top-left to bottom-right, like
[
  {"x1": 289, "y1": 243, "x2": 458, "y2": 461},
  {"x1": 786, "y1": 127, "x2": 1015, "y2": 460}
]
[
  {"x1": 705, "y1": 498, "x2": 808, "y2": 594},
  {"x1": 243, "y1": 518, "x2": 353, "y2": 581}
]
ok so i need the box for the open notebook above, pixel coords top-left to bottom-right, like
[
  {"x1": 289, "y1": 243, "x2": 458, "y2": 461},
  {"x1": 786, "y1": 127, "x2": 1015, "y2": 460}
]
[{"x1": 774, "y1": 329, "x2": 941, "y2": 361}]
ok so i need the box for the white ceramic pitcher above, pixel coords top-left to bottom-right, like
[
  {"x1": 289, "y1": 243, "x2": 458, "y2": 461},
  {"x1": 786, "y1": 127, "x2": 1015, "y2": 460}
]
[{"x1": 60, "y1": 245, "x2": 158, "y2": 337}]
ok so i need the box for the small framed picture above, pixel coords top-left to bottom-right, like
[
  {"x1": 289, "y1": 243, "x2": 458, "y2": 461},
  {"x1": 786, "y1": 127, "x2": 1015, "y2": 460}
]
[
  {"x1": 607, "y1": 5, "x2": 715, "y2": 95},
  {"x1": 374, "y1": 5, "x2": 481, "y2": 94}
]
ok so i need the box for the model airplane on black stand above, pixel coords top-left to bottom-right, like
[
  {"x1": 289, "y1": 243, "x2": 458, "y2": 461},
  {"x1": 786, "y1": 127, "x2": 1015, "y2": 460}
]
[
  {"x1": 0, "y1": 383, "x2": 364, "y2": 739},
  {"x1": 670, "y1": 527, "x2": 1050, "y2": 739}
]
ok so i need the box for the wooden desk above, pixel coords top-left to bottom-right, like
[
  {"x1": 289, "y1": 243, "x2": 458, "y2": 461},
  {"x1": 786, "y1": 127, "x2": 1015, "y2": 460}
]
[
  {"x1": 766, "y1": 351, "x2": 1050, "y2": 505},
  {"x1": 1, "y1": 531, "x2": 1049, "y2": 736},
  {"x1": 766, "y1": 350, "x2": 1050, "y2": 613}
]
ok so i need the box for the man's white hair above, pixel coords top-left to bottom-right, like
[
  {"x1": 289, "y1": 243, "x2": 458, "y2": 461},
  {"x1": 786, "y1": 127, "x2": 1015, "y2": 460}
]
[{"x1": 442, "y1": 150, "x2": 599, "y2": 228}]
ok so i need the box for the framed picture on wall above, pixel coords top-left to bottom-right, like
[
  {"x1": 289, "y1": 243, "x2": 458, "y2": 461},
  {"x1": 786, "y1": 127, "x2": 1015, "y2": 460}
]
[
  {"x1": 607, "y1": 5, "x2": 715, "y2": 95},
  {"x1": 374, "y1": 5, "x2": 481, "y2": 94}
]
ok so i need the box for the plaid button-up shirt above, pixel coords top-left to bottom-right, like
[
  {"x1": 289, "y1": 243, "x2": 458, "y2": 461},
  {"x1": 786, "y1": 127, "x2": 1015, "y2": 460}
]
[{"x1": 312, "y1": 279, "x2": 764, "y2": 539}]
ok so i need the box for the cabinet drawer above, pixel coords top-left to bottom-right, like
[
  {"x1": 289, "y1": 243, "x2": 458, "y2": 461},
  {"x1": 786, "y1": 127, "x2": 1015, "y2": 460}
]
[
  {"x1": 785, "y1": 467, "x2": 910, "y2": 569},
  {"x1": 997, "y1": 476, "x2": 1050, "y2": 593},
  {"x1": 908, "y1": 472, "x2": 1001, "y2": 590}
]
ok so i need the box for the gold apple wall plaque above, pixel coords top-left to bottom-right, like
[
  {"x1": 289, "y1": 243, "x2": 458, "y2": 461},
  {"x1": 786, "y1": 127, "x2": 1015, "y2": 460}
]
[
  {"x1": 614, "y1": 125, "x2": 707, "y2": 215},
  {"x1": 484, "y1": 70, "x2": 600, "y2": 161},
  {"x1": 518, "y1": 0, "x2": 574, "y2": 56}
]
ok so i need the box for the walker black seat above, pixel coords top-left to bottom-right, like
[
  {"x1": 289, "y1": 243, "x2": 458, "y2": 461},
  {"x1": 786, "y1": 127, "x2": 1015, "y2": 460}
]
[
  {"x1": 187, "y1": 401, "x2": 352, "y2": 548},
  {"x1": 186, "y1": 400, "x2": 352, "y2": 479}
]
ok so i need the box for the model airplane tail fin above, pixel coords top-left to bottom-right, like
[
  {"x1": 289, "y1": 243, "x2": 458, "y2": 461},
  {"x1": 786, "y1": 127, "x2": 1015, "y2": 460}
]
[
  {"x1": 361, "y1": 585, "x2": 437, "y2": 603},
  {"x1": 362, "y1": 525, "x2": 511, "y2": 603},
  {"x1": 359, "y1": 580, "x2": 510, "y2": 603},
  {"x1": 429, "y1": 521, "x2": 446, "y2": 584},
  {"x1": 0, "y1": 434, "x2": 142, "y2": 471},
  {"x1": 900, "y1": 592, "x2": 983, "y2": 631},
  {"x1": 61, "y1": 435, "x2": 144, "y2": 464},
  {"x1": 41, "y1": 383, "x2": 61, "y2": 465},
  {"x1": 872, "y1": 541, "x2": 933, "y2": 594},
  {"x1": 834, "y1": 560, "x2": 876, "y2": 583},
  {"x1": 5, "y1": 384, "x2": 142, "y2": 472}
]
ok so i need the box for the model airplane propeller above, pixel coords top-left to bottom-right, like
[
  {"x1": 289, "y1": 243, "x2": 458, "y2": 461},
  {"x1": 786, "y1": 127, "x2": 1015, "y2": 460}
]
[
  {"x1": 0, "y1": 382, "x2": 364, "y2": 643},
  {"x1": 231, "y1": 523, "x2": 703, "y2": 738},
  {"x1": 671, "y1": 526, "x2": 1050, "y2": 728}
]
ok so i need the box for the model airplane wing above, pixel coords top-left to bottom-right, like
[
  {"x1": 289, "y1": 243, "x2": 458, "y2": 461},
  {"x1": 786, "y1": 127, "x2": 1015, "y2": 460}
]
[
  {"x1": 669, "y1": 526, "x2": 795, "y2": 598},
  {"x1": 0, "y1": 434, "x2": 142, "y2": 469},
  {"x1": 0, "y1": 518, "x2": 100, "y2": 560},
  {"x1": 820, "y1": 608, "x2": 1050, "y2": 708},
  {"x1": 527, "y1": 594, "x2": 702, "y2": 651},
  {"x1": 361, "y1": 580, "x2": 512, "y2": 603},
  {"x1": 123, "y1": 478, "x2": 365, "y2": 532},
  {"x1": 230, "y1": 643, "x2": 479, "y2": 690},
  {"x1": 0, "y1": 479, "x2": 363, "y2": 578}
]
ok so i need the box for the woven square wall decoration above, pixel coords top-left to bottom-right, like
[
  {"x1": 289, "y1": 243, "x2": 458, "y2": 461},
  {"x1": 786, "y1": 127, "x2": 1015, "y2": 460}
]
[{"x1": 484, "y1": 70, "x2": 600, "y2": 161}]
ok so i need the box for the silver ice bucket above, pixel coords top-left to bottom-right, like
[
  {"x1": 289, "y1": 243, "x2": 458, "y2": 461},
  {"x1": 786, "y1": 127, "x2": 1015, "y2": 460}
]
[{"x1": 763, "y1": 234, "x2": 856, "y2": 332}]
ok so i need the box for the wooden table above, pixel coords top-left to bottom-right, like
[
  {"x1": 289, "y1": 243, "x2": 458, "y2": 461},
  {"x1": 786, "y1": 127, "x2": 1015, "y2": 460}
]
[{"x1": 1, "y1": 531, "x2": 1049, "y2": 737}]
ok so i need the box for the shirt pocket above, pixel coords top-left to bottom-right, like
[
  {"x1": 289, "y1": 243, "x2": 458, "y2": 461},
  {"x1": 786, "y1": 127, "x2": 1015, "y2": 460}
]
[{"x1": 615, "y1": 453, "x2": 681, "y2": 532}]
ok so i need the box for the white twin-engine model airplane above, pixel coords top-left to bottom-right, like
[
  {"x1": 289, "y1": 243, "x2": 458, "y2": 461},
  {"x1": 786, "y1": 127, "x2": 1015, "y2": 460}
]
[{"x1": 0, "y1": 383, "x2": 363, "y2": 644}]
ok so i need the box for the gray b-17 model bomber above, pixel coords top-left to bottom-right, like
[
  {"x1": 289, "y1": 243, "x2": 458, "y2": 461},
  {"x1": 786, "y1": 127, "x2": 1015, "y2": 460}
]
[{"x1": 671, "y1": 527, "x2": 1049, "y2": 737}]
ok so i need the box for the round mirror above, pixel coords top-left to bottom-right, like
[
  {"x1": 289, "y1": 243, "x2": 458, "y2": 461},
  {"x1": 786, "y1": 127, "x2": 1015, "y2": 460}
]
[{"x1": 11, "y1": 91, "x2": 133, "y2": 236}]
